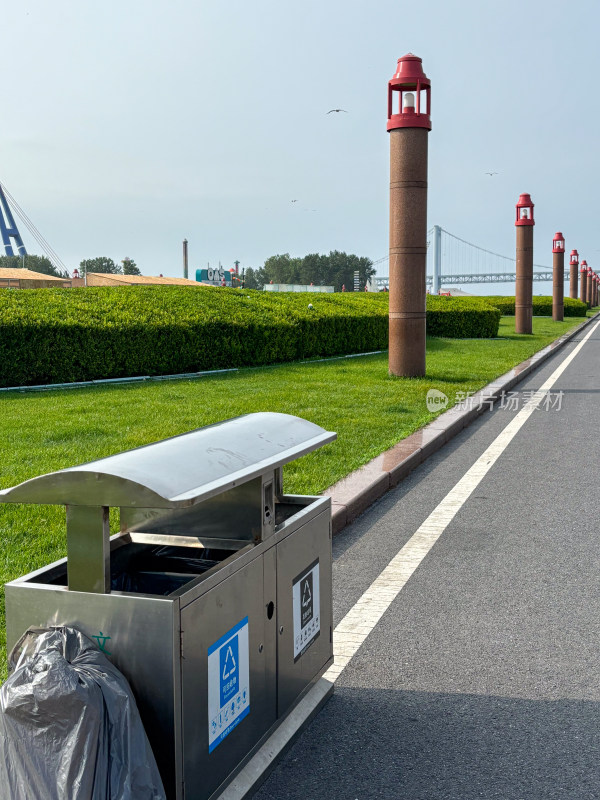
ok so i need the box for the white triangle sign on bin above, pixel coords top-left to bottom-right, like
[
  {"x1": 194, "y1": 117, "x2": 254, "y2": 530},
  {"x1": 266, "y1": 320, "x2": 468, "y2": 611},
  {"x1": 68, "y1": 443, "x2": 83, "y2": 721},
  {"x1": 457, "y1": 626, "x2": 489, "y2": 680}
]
[{"x1": 222, "y1": 645, "x2": 237, "y2": 680}]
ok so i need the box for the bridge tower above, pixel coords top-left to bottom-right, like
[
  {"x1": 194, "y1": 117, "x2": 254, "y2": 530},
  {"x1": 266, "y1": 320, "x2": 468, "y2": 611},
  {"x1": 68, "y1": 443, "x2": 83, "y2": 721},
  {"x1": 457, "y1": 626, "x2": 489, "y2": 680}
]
[
  {"x1": 0, "y1": 184, "x2": 27, "y2": 257},
  {"x1": 387, "y1": 53, "x2": 431, "y2": 377},
  {"x1": 515, "y1": 193, "x2": 534, "y2": 334}
]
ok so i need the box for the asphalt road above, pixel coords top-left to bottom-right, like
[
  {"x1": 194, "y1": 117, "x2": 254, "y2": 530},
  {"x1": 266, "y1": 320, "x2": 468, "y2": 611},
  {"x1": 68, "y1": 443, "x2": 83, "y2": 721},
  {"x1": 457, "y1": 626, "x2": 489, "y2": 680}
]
[{"x1": 254, "y1": 322, "x2": 600, "y2": 800}]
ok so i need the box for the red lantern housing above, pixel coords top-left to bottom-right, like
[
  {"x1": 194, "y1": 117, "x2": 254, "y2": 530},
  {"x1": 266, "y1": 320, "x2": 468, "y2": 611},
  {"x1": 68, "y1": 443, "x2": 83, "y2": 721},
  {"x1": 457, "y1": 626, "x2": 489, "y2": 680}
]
[
  {"x1": 570, "y1": 249, "x2": 579, "y2": 266},
  {"x1": 515, "y1": 194, "x2": 535, "y2": 226},
  {"x1": 387, "y1": 53, "x2": 431, "y2": 131},
  {"x1": 552, "y1": 232, "x2": 565, "y2": 253}
]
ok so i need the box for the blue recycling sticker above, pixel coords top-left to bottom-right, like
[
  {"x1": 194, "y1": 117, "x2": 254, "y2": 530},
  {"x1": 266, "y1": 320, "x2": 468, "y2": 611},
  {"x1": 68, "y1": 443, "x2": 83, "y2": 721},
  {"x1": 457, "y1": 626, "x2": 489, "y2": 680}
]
[{"x1": 208, "y1": 617, "x2": 250, "y2": 752}]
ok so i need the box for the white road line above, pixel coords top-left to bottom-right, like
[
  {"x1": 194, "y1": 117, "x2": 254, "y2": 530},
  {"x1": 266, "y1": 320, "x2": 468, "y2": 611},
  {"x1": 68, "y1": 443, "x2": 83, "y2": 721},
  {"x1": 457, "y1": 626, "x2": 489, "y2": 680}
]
[{"x1": 324, "y1": 319, "x2": 600, "y2": 683}]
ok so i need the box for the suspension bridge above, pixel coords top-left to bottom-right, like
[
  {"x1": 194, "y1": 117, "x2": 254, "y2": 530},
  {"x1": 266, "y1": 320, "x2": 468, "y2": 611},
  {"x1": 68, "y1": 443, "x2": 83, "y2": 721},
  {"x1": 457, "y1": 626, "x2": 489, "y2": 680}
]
[
  {"x1": 372, "y1": 225, "x2": 557, "y2": 292},
  {"x1": 0, "y1": 181, "x2": 68, "y2": 275}
]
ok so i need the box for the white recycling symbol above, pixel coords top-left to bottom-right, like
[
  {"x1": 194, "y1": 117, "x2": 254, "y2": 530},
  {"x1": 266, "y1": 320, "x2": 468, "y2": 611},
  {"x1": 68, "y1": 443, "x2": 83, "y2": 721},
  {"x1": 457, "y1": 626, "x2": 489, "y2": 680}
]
[
  {"x1": 302, "y1": 579, "x2": 312, "y2": 608},
  {"x1": 222, "y1": 644, "x2": 237, "y2": 680}
]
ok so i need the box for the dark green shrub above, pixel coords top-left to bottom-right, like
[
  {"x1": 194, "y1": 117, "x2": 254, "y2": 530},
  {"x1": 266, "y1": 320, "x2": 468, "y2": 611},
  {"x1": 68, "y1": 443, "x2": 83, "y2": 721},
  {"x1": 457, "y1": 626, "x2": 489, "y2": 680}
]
[
  {"x1": 472, "y1": 296, "x2": 587, "y2": 317},
  {"x1": 0, "y1": 287, "x2": 500, "y2": 387},
  {"x1": 425, "y1": 296, "x2": 500, "y2": 338}
]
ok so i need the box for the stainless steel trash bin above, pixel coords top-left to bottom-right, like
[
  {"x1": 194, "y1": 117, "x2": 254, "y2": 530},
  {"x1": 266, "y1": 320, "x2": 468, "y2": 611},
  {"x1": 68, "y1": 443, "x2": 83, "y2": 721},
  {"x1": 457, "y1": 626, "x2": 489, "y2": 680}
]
[{"x1": 1, "y1": 412, "x2": 336, "y2": 800}]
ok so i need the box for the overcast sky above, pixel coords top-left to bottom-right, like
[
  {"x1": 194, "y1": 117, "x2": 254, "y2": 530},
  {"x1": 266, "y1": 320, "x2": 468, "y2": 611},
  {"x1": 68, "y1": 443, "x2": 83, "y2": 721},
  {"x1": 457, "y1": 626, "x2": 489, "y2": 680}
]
[{"x1": 3, "y1": 0, "x2": 598, "y2": 294}]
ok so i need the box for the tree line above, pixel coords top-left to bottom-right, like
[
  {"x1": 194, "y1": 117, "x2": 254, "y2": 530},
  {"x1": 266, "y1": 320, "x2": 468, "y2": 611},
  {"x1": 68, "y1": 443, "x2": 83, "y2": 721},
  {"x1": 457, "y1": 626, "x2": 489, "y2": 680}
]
[
  {"x1": 2, "y1": 250, "x2": 373, "y2": 290},
  {"x1": 242, "y1": 251, "x2": 375, "y2": 292},
  {"x1": 78, "y1": 256, "x2": 141, "y2": 276}
]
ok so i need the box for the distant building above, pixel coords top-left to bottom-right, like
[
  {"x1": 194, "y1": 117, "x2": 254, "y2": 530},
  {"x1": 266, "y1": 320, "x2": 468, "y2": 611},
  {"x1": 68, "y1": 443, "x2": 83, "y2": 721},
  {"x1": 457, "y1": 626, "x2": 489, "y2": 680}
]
[
  {"x1": 0, "y1": 268, "x2": 70, "y2": 289},
  {"x1": 263, "y1": 284, "x2": 335, "y2": 293},
  {"x1": 442, "y1": 287, "x2": 473, "y2": 296},
  {"x1": 85, "y1": 274, "x2": 202, "y2": 287}
]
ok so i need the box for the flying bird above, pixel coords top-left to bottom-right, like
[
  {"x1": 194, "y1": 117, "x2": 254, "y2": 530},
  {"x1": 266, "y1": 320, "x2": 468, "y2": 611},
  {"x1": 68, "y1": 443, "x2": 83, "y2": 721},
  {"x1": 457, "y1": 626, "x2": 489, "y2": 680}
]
[
  {"x1": 327, "y1": 109, "x2": 348, "y2": 114},
  {"x1": 291, "y1": 199, "x2": 298, "y2": 203},
  {"x1": 485, "y1": 171, "x2": 498, "y2": 176}
]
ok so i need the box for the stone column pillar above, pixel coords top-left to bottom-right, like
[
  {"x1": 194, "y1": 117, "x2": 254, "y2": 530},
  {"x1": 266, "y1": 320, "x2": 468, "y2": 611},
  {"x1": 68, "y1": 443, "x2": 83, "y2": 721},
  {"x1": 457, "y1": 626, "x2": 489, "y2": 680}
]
[
  {"x1": 552, "y1": 233, "x2": 565, "y2": 322},
  {"x1": 569, "y1": 251, "x2": 579, "y2": 299},
  {"x1": 389, "y1": 127, "x2": 428, "y2": 376},
  {"x1": 580, "y1": 265, "x2": 588, "y2": 306}
]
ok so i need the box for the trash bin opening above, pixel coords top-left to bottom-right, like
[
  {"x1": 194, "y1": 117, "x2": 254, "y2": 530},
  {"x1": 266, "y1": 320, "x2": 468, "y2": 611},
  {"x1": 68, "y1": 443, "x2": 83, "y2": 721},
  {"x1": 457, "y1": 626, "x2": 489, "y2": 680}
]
[
  {"x1": 34, "y1": 543, "x2": 239, "y2": 596},
  {"x1": 275, "y1": 500, "x2": 312, "y2": 527}
]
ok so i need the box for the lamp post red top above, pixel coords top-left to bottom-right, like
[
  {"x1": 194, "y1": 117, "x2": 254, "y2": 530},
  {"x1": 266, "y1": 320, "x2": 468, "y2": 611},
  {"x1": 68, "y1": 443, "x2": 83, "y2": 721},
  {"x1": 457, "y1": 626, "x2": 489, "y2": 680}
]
[
  {"x1": 581, "y1": 259, "x2": 588, "y2": 273},
  {"x1": 387, "y1": 53, "x2": 431, "y2": 132},
  {"x1": 515, "y1": 194, "x2": 534, "y2": 226},
  {"x1": 552, "y1": 232, "x2": 565, "y2": 253},
  {"x1": 570, "y1": 249, "x2": 579, "y2": 266}
]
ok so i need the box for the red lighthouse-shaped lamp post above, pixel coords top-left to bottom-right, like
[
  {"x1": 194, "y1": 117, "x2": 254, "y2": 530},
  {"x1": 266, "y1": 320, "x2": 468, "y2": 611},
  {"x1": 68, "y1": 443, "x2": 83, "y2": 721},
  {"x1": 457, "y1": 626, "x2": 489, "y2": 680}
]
[
  {"x1": 387, "y1": 53, "x2": 431, "y2": 377},
  {"x1": 584, "y1": 263, "x2": 592, "y2": 308},
  {"x1": 587, "y1": 266, "x2": 594, "y2": 308},
  {"x1": 580, "y1": 260, "x2": 588, "y2": 306},
  {"x1": 569, "y1": 250, "x2": 579, "y2": 299},
  {"x1": 515, "y1": 194, "x2": 534, "y2": 334},
  {"x1": 552, "y1": 232, "x2": 565, "y2": 322}
]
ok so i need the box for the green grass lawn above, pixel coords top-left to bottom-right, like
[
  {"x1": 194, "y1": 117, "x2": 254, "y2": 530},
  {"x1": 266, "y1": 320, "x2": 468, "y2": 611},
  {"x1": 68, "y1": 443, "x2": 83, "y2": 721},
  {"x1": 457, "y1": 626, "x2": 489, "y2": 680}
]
[{"x1": 0, "y1": 313, "x2": 592, "y2": 675}]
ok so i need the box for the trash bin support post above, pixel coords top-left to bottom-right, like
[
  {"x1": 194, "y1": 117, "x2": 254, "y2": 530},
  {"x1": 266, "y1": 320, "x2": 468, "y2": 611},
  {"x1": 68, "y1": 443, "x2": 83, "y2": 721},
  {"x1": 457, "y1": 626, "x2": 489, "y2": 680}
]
[{"x1": 66, "y1": 505, "x2": 110, "y2": 593}]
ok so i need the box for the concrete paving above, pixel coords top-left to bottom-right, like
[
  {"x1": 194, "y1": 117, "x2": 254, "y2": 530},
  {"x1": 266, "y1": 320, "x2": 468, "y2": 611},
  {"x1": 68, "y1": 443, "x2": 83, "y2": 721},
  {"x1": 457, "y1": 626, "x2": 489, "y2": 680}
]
[{"x1": 254, "y1": 318, "x2": 600, "y2": 800}]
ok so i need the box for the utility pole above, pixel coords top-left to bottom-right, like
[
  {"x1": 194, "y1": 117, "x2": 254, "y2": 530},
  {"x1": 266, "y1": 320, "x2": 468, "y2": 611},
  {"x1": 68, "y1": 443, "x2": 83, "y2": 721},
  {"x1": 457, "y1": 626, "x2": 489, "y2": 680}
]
[{"x1": 183, "y1": 239, "x2": 188, "y2": 279}]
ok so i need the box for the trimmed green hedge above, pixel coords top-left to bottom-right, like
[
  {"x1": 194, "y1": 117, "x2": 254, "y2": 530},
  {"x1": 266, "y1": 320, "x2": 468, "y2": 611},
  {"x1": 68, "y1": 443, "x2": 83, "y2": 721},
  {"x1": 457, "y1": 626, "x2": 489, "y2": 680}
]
[
  {"x1": 0, "y1": 287, "x2": 500, "y2": 387},
  {"x1": 425, "y1": 296, "x2": 500, "y2": 338},
  {"x1": 472, "y1": 296, "x2": 587, "y2": 317}
]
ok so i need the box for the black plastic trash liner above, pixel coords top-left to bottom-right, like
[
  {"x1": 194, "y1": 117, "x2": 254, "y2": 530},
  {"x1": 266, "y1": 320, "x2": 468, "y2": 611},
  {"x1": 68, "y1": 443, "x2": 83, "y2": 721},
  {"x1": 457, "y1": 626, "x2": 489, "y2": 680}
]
[{"x1": 0, "y1": 626, "x2": 166, "y2": 800}]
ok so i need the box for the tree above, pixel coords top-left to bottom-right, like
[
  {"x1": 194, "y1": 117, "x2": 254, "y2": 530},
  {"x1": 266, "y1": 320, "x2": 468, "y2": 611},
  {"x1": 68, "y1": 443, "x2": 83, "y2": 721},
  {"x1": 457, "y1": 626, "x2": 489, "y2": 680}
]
[
  {"x1": 79, "y1": 256, "x2": 121, "y2": 276},
  {"x1": 326, "y1": 250, "x2": 375, "y2": 292},
  {"x1": 121, "y1": 257, "x2": 141, "y2": 276},
  {"x1": 259, "y1": 251, "x2": 375, "y2": 292},
  {"x1": 0, "y1": 254, "x2": 69, "y2": 279},
  {"x1": 262, "y1": 253, "x2": 302, "y2": 285},
  {"x1": 299, "y1": 253, "x2": 328, "y2": 286},
  {"x1": 242, "y1": 267, "x2": 265, "y2": 290}
]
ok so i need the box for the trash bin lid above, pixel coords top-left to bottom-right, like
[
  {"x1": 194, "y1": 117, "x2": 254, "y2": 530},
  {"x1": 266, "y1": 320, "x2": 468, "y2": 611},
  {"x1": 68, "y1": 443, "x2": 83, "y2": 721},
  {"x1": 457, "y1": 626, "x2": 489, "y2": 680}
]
[{"x1": 0, "y1": 413, "x2": 336, "y2": 508}]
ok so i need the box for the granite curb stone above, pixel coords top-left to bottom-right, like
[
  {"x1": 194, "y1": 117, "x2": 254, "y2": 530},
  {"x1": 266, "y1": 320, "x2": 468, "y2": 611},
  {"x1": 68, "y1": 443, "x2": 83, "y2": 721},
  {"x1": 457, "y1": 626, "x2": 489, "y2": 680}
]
[{"x1": 325, "y1": 313, "x2": 600, "y2": 535}]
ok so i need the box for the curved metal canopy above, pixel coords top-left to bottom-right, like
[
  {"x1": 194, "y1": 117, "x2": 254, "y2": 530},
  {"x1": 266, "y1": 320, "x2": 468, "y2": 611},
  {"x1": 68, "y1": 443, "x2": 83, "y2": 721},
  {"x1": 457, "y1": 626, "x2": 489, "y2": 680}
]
[{"x1": 0, "y1": 413, "x2": 336, "y2": 508}]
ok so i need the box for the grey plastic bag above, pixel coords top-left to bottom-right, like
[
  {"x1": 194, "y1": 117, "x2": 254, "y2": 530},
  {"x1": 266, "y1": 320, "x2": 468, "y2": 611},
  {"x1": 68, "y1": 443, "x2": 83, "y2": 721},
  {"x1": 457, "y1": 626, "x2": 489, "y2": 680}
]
[{"x1": 0, "y1": 626, "x2": 166, "y2": 800}]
